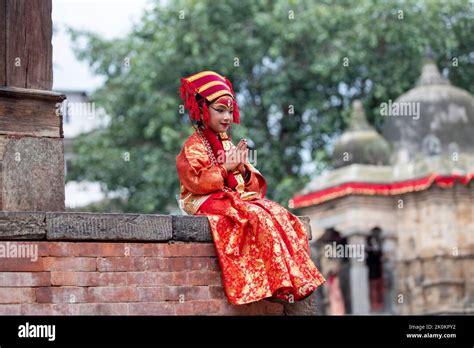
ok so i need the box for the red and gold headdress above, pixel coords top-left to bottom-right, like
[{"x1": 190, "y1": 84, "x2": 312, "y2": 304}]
[{"x1": 179, "y1": 70, "x2": 240, "y2": 125}]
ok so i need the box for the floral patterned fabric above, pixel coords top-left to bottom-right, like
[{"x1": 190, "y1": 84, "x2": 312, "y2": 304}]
[{"x1": 176, "y1": 130, "x2": 325, "y2": 305}]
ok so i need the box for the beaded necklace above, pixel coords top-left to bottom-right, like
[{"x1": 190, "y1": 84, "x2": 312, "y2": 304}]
[{"x1": 193, "y1": 125, "x2": 233, "y2": 193}]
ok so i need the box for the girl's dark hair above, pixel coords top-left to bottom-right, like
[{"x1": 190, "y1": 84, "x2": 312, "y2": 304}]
[
  {"x1": 194, "y1": 93, "x2": 209, "y2": 128},
  {"x1": 195, "y1": 93, "x2": 209, "y2": 107}
]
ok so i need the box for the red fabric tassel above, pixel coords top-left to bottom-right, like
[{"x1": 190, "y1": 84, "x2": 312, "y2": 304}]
[
  {"x1": 232, "y1": 98, "x2": 240, "y2": 124},
  {"x1": 179, "y1": 78, "x2": 201, "y2": 122},
  {"x1": 190, "y1": 100, "x2": 200, "y2": 121},
  {"x1": 179, "y1": 79, "x2": 188, "y2": 102},
  {"x1": 202, "y1": 102, "x2": 210, "y2": 125}
]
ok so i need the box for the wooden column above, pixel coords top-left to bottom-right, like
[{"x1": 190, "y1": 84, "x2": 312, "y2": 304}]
[{"x1": 0, "y1": 0, "x2": 65, "y2": 211}]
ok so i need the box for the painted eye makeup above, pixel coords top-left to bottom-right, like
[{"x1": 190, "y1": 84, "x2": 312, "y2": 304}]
[{"x1": 214, "y1": 108, "x2": 233, "y2": 113}]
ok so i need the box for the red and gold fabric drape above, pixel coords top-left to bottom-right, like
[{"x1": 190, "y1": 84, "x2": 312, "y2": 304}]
[{"x1": 176, "y1": 129, "x2": 325, "y2": 304}]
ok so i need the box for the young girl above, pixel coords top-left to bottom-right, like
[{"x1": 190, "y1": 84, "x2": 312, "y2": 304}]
[{"x1": 176, "y1": 70, "x2": 325, "y2": 305}]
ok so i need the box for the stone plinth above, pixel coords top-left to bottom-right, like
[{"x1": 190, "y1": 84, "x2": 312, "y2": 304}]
[{"x1": 0, "y1": 0, "x2": 66, "y2": 212}]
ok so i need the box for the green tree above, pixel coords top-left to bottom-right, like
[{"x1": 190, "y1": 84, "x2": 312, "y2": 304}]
[{"x1": 67, "y1": 0, "x2": 474, "y2": 213}]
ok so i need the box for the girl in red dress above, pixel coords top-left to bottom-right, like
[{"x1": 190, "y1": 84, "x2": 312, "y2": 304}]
[{"x1": 176, "y1": 70, "x2": 325, "y2": 305}]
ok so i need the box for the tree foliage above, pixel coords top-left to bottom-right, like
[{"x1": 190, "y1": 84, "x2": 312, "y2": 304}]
[{"x1": 67, "y1": 0, "x2": 474, "y2": 213}]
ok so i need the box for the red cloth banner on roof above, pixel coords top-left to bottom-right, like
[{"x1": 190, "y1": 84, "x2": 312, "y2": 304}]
[{"x1": 289, "y1": 173, "x2": 474, "y2": 209}]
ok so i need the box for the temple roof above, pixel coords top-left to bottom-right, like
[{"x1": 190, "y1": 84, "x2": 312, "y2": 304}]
[
  {"x1": 382, "y1": 59, "x2": 474, "y2": 162},
  {"x1": 332, "y1": 100, "x2": 391, "y2": 168},
  {"x1": 290, "y1": 58, "x2": 474, "y2": 208}
]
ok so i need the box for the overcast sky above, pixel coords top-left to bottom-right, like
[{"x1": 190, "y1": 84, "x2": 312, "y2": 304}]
[{"x1": 52, "y1": 0, "x2": 150, "y2": 92}]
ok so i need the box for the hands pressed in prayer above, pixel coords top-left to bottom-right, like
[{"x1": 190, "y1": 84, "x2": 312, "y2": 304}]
[
  {"x1": 236, "y1": 139, "x2": 248, "y2": 175},
  {"x1": 222, "y1": 139, "x2": 248, "y2": 176}
]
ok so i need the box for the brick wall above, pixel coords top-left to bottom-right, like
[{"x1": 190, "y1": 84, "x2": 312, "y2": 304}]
[
  {"x1": 0, "y1": 241, "x2": 286, "y2": 315},
  {"x1": 0, "y1": 242, "x2": 284, "y2": 315},
  {"x1": 0, "y1": 212, "x2": 317, "y2": 315}
]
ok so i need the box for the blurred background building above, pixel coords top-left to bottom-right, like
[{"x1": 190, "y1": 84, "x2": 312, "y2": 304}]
[
  {"x1": 290, "y1": 58, "x2": 474, "y2": 315},
  {"x1": 60, "y1": 90, "x2": 108, "y2": 209}
]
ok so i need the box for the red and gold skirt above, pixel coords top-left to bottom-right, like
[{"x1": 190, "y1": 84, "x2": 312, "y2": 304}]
[{"x1": 196, "y1": 191, "x2": 326, "y2": 305}]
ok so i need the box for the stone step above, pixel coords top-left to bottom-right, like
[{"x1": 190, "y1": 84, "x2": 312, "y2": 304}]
[{"x1": 0, "y1": 212, "x2": 312, "y2": 242}]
